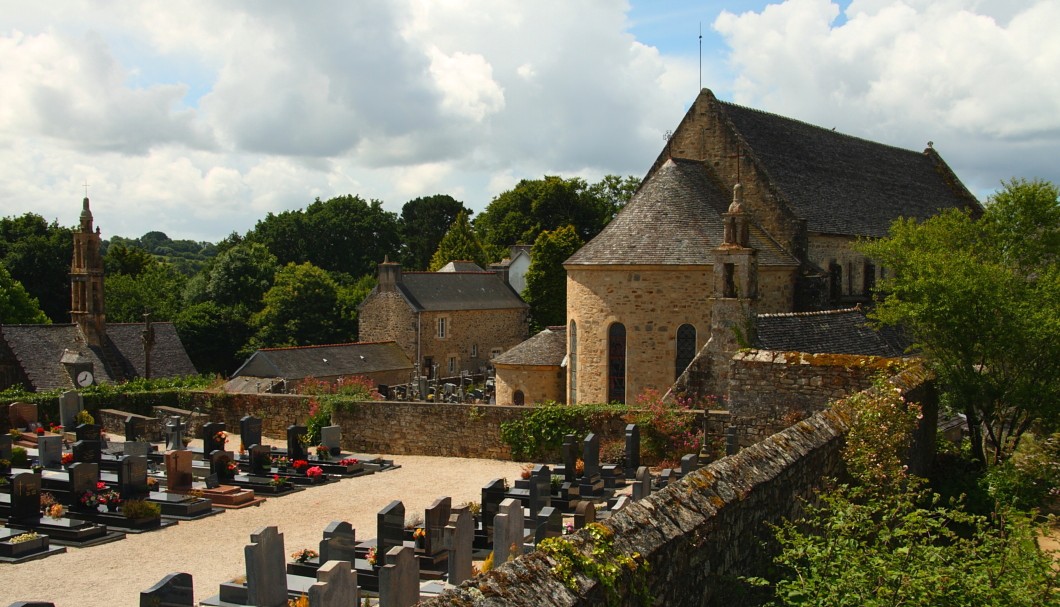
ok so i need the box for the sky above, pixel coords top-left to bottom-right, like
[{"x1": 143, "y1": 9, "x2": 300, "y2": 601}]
[{"x1": 1, "y1": 0, "x2": 1057, "y2": 243}]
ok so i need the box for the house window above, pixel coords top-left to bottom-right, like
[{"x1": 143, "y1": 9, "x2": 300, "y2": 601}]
[
  {"x1": 675, "y1": 324, "x2": 696, "y2": 380},
  {"x1": 437, "y1": 317, "x2": 448, "y2": 339},
  {"x1": 569, "y1": 320, "x2": 577, "y2": 404},
  {"x1": 607, "y1": 323, "x2": 626, "y2": 404},
  {"x1": 490, "y1": 347, "x2": 503, "y2": 359},
  {"x1": 471, "y1": 344, "x2": 478, "y2": 358},
  {"x1": 448, "y1": 356, "x2": 456, "y2": 375},
  {"x1": 423, "y1": 357, "x2": 434, "y2": 379}
]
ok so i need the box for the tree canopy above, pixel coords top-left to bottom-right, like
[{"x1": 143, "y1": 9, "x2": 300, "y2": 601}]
[
  {"x1": 398, "y1": 195, "x2": 472, "y2": 270},
  {"x1": 0, "y1": 213, "x2": 73, "y2": 322},
  {"x1": 0, "y1": 266, "x2": 49, "y2": 324},
  {"x1": 429, "y1": 210, "x2": 489, "y2": 271},
  {"x1": 522, "y1": 225, "x2": 583, "y2": 332},
  {"x1": 858, "y1": 178, "x2": 1060, "y2": 465},
  {"x1": 104, "y1": 262, "x2": 187, "y2": 323},
  {"x1": 249, "y1": 262, "x2": 356, "y2": 350}
]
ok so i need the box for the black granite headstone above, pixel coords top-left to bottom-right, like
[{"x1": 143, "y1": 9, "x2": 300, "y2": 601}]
[
  {"x1": 561, "y1": 434, "x2": 577, "y2": 482},
  {"x1": 286, "y1": 425, "x2": 308, "y2": 461},
  {"x1": 248, "y1": 444, "x2": 271, "y2": 475},
  {"x1": 124, "y1": 416, "x2": 147, "y2": 442},
  {"x1": 73, "y1": 439, "x2": 101, "y2": 464},
  {"x1": 209, "y1": 450, "x2": 235, "y2": 482},
  {"x1": 139, "y1": 572, "x2": 194, "y2": 607},
  {"x1": 69, "y1": 462, "x2": 100, "y2": 496},
  {"x1": 240, "y1": 416, "x2": 263, "y2": 451},
  {"x1": 201, "y1": 422, "x2": 227, "y2": 455},
  {"x1": 120, "y1": 455, "x2": 149, "y2": 499},
  {"x1": 481, "y1": 478, "x2": 506, "y2": 534},
  {"x1": 624, "y1": 424, "x2": 640, "y2": 478},
  {"x1": 75, "y1": 423, "x2": 101, "y2": 442},
  {"x1": 11, "y1": 472, "x2": 41, "y2": 521},
  {"x1": 377, "y1": 500, "x2": 405, "y2": 554}
]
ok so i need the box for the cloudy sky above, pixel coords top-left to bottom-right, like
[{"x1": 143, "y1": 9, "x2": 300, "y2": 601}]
[{"x1": 1, "y1": 0, "x2": 1057, "y2": 243}]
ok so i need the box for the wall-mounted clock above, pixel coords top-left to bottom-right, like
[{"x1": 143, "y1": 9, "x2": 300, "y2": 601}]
[{"x1": 76, "y1": 370, "x2": 94, "y2": 387}]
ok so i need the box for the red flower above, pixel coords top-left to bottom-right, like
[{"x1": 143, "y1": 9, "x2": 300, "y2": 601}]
[
  {"x1": 305, "y1": 466, "x2": 324, "y2": 479},
  {"x1": 292, "y1": 459, "x2": 309, "y2": 471},
  {"x1": 35, "y1": 427, "x2": 45, "y2": 435},
  {"x1": 96, "y1": 481, "x2": 107, "y2": 491},
  {"x1": 61, "y1": 453, "x2": 73, "y2": 465}
]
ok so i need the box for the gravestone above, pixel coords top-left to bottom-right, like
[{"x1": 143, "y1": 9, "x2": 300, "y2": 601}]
[
  {"x1": 202, "y1": 422, "x2": 227, "y2": 455},
  {"x1": 658, "y1": 468, "x2": 673, "y2": 488},
  {"x1": 582, "y1": 433, "x2": 600, "y2": 479},
  {"x1": 379, "y1": 546, "x2": 419, "y2": 607},
  {"x1": 319, "y1": 521, "x2": 357, "y2": 564},
  {"x1": 574, "y1": 501, "x2": 596, "y2": 530},
  {"x1": 612, "y1": 495, "x2": 631, "y2": 512},
  {"x1": 245, "y1": 526, "x2": 287, "y2": 607},
  {"x1": 69, "y1": 462, "x2": 100, "y2": 496},
  {"x1": 125, "y1": 416, "x2": 147, "y2": 443},
  {"x1": 163, "y1": 416, "x2": 187, "y2": 451},
  {"x1": 120, "y1": 455, "x2": 149, "y2": 499},
  {"x1": 423, "y1": 496, "x2": 451, "y2": 556},
  {"x1": 493, "y1": 498, "x2": 524, "y2": 565},
  {"x1": 624, "y1": 424, "x2": 640, "y2": 478},
  {"x1": 443, "y1": 506, "x2": 473, "y2": 585},
  {"x1": 210, "y1": 451, "x2": 236, "y2": 482},
  {"x1": 139, "y1": 572, "x2": 194, "y2": 607},
  {"x1": 73, "y1": 440, "x2": 101, "y2": 464},
  {"x1": 680, "y1": 453, "x2": 699, "y2": 477},
  {"x1": 535, "y1": 506, "x2": 562, "y2": 544},
  {"x1": 378, "y1": 500, "x2": 406, "y2": 555},
  {"x1": 481, "y1": 478, "x2": 506, "y2": 534},
  {"x1": 9, "y1": 402, "x2": 37, "y2": 429},
  {"x1": 320, "y1": 425, "x2": 341, "y2": 456},
  {"x1": 0, "y1": 434, "x2": 11, "y2": 460},
  {"x1": 286, "y1": 425, "x2": 308, "y2": 461},
  {"x1": 561, "y1": 434, "x2": 578, "y2": 482},
  {"x1": 239, "y1": 416, "x2": 263, "y2": 450},
  {"x1": 632, "y1": 466, "x2": 652, "y2": 501},
  {"x1": 529, "y1": 465, "x2": 552, "y2": 517},
  {"x1": 166, "y1": 451, "x2": 195, "y2": 492},
  {"x1": 308, "y1": 560, "x2": 359, "y2": 607},
  {"x1": 36, "y1": 435, "x2": 62, "y2": 468},
  {"x1": 11, "y1": 472, "x2": 41, "y2": 521},
  {"x1": 124, "y1": 441, "x2": 150, "y2": 457},
  {"x1": 75, "y1": 423, "x2": 101, "y2": 442},
  {"x1": 59, "y1": 391, "x2": 82, "y2": 430},
  {"x1": 248, "y1": 444, "x2": 272, "y2": 475}
]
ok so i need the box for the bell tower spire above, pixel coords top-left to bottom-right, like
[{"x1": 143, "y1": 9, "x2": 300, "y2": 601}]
[{"x1": 70, "y1": 195, "x2": 106, "y2": 347}]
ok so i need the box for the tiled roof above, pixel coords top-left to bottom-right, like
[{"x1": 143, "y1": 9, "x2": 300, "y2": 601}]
[
  {"x1": 566, "y1": 159, "x2": 799, "y2": 266},
  {"x1": 0, "y1": 322, "x2": 197, "y2": 392},
  {"x1": 717, "y1": 100, "x2": 981, "y2": 237},
  {"x1": 754, "y1": 308, "x2": 910, "y2": 357},
  {"x1": 232, "y1": 341, "x2": 413, "y2": 380},
  {"x1": 493, "y1": 327, "x2": 566, "y2": 366},
  {"x1": 398, "y1": 272, "x2": 528, "y2": 311}
]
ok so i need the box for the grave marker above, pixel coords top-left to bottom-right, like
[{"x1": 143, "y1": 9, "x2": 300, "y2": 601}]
[
  {"x1": 239, "y1": 416, "x2": 263, "y2": 450},
  {"x1": 8, "y1": 402, "x2": 37, "y2": 429},
  {"x1": 286, "y1": 425, "x2": 308, "y2": 461},
  {"x1": 210, "y1": 451, "x2": 236, "y2": 482},
  {"x1": 320, "y1": 425, "x2": 341, "y2": 456},
  {"x1": 120, "y1": 455, "x2": 149, "y2": 499},
  {"x1": 37, "y1": 435, "x2": 62, "y2": 468},
  {"x1": 245, "y1": 526, "x2": 287, "y2": 607},
  {"x1": 612, "y1": 495, "x2": 631, "y2": 512},
  {"x1": 680, "y1": 453, "x2": 699, "y2": 477},
  {"x1": 0, "y1": 434, "x2": 11, "y2": 460},
  {"x1": 11, "y1": 472, "x2": 41, "y2": 521},
  {"x1": 75, "y1": 423, "x2": 101, "y2": 442},
  {"x1": 529, "y1": 465, "x2": 552, "y2": 517},
  {"x1": 624, "y1": 424, "x2": 640, "y2": 478},
  {"x1": 561, "y1": 434, "x2": 577, "y2": 482},
  {"x1": 582, "y1": 433, "x2": 600, "y2": 479},
  {"x1": 319, "y1": 521, "x2": 357, "y2": 564},
  {"x1": 573, "y1": 501, "x2": 596, "y2": 530},
  {"x1": 308, "y1": 560, "x2": 359, "y2": 607},
  {"x1": 163, "y1": 416, "x2": 187, "y2": 451},
  {"x1": 379, "y1": 546, "x2": 418, "y2": 607},
  {"x1": 443, "y1": 506, "x2": 473, "y2": 585},
  {"x1": 201, "y1": 422, "x2": 227, "y2": 455},
  {"x1": 59, "y1": 391, "x2": 82, "y2": 430},
  {"x1": 165, "y1": 451, "x2": 195, "y2": 493},
  {"x1": 124, "y1": 441, "x2": 150, "y2": 457},
  {"x1": 481, "y1": 478, "x2": 506, "y2": 535},
  {"x1": 377, "y1": 500, "x2": 405, "y2": 554},
  {"x1": 248, "y1": 444, "x2": 271, "y2": 476},
  {"x1": 535, "y1": 506, "x2": 562, "y2": 544},
  {"x1": 73, "y1": 440, "x2": 101, "y2": 464},
  {"x1": 69, "y1": 462, "x2": 100, "y2": 496},
  {"x1": 493, "y1": 498, "x2": 523, "y2": 565},
  {"x1": 423, "y1": 496, "x2": 451, "y2": 556},
  {"x1": 632, "y1": 466, "x2": 652, "y2": 501},
  {"x1": 125, "y1": 416, "x2": 147, "y2": 443},
  {"x1": 139, "y1": 572, "x2": 194, "y2": 607}
]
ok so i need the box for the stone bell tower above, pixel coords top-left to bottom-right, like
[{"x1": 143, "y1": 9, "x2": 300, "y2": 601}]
[{"x1": 70, "y1": 196, "x2": 106, "y2": 347}]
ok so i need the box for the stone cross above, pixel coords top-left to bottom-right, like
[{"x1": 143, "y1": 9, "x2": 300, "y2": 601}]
[
  {"x1": 443, "y1": 506, "x2": 473, "y2": 585},
  {"x1": 308, "y1": 560, "x2": 359, "y2": 607},
  {"x1": 378, "y1": 546, "x2": 419, "y2": 607},
  {"x1": 245, "y1": 526, "x2": 288, "y2": 607},
  {"x1": 164, "y1": 416, "x2": 187, "y2": 450},
  {"x1": 493, "y1": 498, "x2": 524, "y2": 565}
]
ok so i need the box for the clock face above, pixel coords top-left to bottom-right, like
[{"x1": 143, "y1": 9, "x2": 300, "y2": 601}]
[{"x1": 76, "y1": 370, "x2": 94, "y2": 387}]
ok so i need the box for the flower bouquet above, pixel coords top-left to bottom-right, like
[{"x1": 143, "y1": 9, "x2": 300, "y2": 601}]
[
  {"x1": 61, "y1": 452, "x2": 74, "y2": 465},
  {"x1": 305, "y1": 466, "x2": 324, "y2": 479},
  {"x1": 213, "y1": 430, "x2": 227, "y2": 446},
  {"x1": 338, "y1": 457, "x2": 359, "y2": 466},
  {"x1": 291, "y1": 548, "x2": 318, "y2": 563},
  {"x1": 292, "y1": 459, "x2": 309, "y2": 472},
  {"x1": 314, "y1": 444, "x2": 330, "y2": 459},
  {"x1": 366, "y1": 546, "x2": 379, "y2": 567},
  {"x1": 268, "y1": 474, "x2": 286, "y2": 488}
]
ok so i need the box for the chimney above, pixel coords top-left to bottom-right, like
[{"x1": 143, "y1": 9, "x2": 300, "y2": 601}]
[{"x1": 377, "y1": 256, "x2": 402, "y2": 292}]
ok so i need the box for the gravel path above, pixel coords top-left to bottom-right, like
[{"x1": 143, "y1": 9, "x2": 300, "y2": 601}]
[{"x1": 0, "y1": 436, "x2": 524, "y2": 607}]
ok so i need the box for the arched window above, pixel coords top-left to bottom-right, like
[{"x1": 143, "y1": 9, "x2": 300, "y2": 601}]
[
  {"x1": 569, "y1": 320, "x2": 577, "y2": 404},
  {"x1": 513, "y1": 390, "x2": 525, "y2": 406},
  {"x1": 676, "y1": 324, "x2": 697, "y2": 379},
  {"x1": 607, "y1": 323, "x2": 626, "y2": 404}
]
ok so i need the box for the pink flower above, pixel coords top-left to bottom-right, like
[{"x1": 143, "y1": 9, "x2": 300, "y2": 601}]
[{"x1": 305, "y1": 466, "x2": 324, "y2": 479}]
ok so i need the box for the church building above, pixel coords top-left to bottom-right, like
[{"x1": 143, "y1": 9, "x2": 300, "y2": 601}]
[
  {"x1": 560, "y1": 89, "x2": 981, "y2": 405},
  {"x1": 0, "y1": 197, "x2": 197, "y2": 391}
]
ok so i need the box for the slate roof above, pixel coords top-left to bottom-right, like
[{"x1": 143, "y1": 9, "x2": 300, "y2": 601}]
[
  {"x1": 566, "y1": 159, "x2": 799, "y2": 266},
  {"x1": 753, "y1": 308, "x2": 911, "y2": 357},
  {"x1": 0, "y1": 322, "x2": 197, "y2": 392},
  {"x1": 716, "y1": 99, "x2": 980, "y2": 237},
  {"x1": 493, "y1": 327, "x2": 566, "y2": 366},
  {"x1": 231, "y1": 341, "x2": 413, "y2": 380},
  {"x1": 397, "y1": 272, "x2": 528, "y2": 312}
]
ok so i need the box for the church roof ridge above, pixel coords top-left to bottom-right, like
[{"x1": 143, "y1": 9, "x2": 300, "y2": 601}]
[{"x1": 756, "y1": 307, "x2": 864, "y2": 319}]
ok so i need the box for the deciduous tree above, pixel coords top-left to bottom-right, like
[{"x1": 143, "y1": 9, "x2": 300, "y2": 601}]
[
  {"x1": 398, "y1": 195, "x2": 472, "y2": 270},
  {"x1": 0, "y1": 266, "x2": 49, "y2": 324},
  {"x1": 429, "y1": 211, "x2": 488, "y2": 271},
  {"x1": 522, "y1": 226, "x2": 583, "y2": 332}
]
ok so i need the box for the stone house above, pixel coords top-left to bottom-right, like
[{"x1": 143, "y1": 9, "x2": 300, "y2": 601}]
[
  {"x1": 493, "y1": 326, "x2": 566, "y2": 406},
  {"x1": 0, "y1": 197, "x2": 197, "y2": 392},
  {"x1": 226, "y1": 341, "x2": 414, "y2": 394},
  {"x1": 554, "y1": 89, "x2": 979, "y2": 405},
  {"x1": 358, "y1": 259, "x2": 529, "y2": 378}
]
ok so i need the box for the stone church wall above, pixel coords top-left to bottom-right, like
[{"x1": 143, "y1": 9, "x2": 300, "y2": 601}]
[{"x1": 494, "y1": 363, "x2": 565, "y2": 406}]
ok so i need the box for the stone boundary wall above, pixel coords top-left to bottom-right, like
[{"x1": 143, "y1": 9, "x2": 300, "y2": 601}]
[
  {"x1": 420, "y1": 363, "x2": 932, "y2": 607},
  {"x1": 726, "y1": 350, "x2": 907, "y2": 447}
]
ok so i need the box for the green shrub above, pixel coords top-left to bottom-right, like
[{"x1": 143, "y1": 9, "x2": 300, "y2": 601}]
[
  {"x1": 10, "y1": 447, "x2": 27, "y2": 467},
  {"x1": 121, "y1": 499, "x2": 161, "y2": 519},
  {"x1": 982, "y1": 432, "x2": 1060, "y2": 512},
  {"x1": 500, "y1": 402, "x2": 582, "y2": 461}
]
